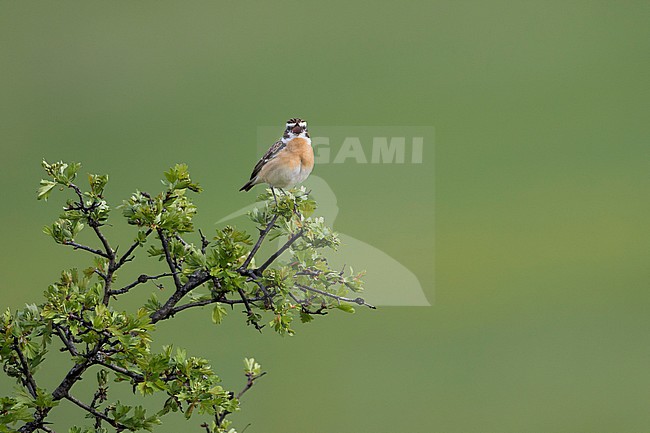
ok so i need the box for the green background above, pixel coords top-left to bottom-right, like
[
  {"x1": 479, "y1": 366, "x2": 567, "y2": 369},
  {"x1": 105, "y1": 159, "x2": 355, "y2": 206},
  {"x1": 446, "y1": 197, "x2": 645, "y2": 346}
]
[{"x1": 1, "y1": 1, "x2": 649, "y2": 432}]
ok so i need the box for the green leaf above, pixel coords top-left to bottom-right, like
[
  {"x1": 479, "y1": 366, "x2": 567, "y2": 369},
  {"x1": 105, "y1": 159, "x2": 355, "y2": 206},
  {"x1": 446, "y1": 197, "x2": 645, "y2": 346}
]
[
  {"x1": 163, "y1": 163, "x2": 202, "y2": 193},
  {"x1": 37, "y1": 180, "x2": 57, "y2": 201},
  {"x1": 299, "y1": 311, "x2": 314, "y2": 323},
  {"x1": 336, "y1": 304, "x2": 356, "y2": 314},
  {"x1": 211, "y1": 303, "x2": 227, "y2": 325},
  {"x1": 243, "y1": 357, "x2": 262, "y2": 376},
  {"x1": 88, "y1": 173, "x2": 109, "y2": 196}
]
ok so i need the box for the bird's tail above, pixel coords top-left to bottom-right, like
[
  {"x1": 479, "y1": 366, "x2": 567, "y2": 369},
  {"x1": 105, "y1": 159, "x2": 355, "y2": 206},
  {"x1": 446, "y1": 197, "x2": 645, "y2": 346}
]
[{"x1": 239, "y1": 179, "x2": 255, "y2": 192}]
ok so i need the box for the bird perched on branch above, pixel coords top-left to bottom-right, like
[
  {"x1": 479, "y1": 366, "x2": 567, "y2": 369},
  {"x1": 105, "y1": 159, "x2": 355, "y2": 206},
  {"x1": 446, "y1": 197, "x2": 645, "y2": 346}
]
[{"x1": 240, "y1": 118, "x2": 314, "y2": 199}]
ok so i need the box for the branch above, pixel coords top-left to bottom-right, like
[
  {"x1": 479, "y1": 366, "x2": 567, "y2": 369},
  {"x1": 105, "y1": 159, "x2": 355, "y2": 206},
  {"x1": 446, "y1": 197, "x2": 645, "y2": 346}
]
[
  {"x1": 256, "y1": 229, "x2": 304, "y2": 273},
  {"x1": 239, "y1": 214, "x2": 279, "y2": 270},
  {"x1": 65, "y1": 182, "x2": 113, "y2": 261},
  {"x1": 54, "y1": 325, "x2": 79, "y2": 356},
  {"x1": 64, "y1": 393, "x2": 128, "y2": 430},
  {"x1": 217, "y1": 371, "x2": 267, "y2": 425},
  {"x1": 67, "y1": 183, "x2": 85, "y2": 204},
  {"x1": 91, "y1": 229, "x2": 116, "y2": 305},
  {"x1": 90, "y1": 385, "x2": 108, "y2": 430},
  {"x1": 236, "y1": 371, "x2": 267, "y2": 400},
  {"x1": 245, "y1": 275, "x2": 272, "y2": 303},
  {"x1": 174, "y1": 234, "x2": 190, "y2": 247},
  {"x1": 164, "y1": 298, "x2": 218, "y2": 315},
  {"x1": 93, "y1": 268, "x2": 108, "y2": 281},
  {"x1": 151, "y1": 217, "x2": 297, "y2": 323},
  {"x1": 91, "y1": 224, "x2": 114, "y2": 261},
  {"x1": 157, "y1": 228, "x2": 182, "y2": 290},
  {"x1": 51, "y1": 336, "x2": 107, "y2": 401},
  {"x1": 237, "y1": 288, "x2": 264, "y2": 331},
  {"x1": 61, "y1": 240, "x2": 110, "y2": 258},
  {"x1": 109, "y1": 272, "x2": 174, "y2": 296},
  {"x1": 149, "y1": 270, "x2": 211, "y2": 323},
  {"x1": 295, "y1": 283, "x2": 376, "y2": 309},
  {"x1": 115, "y1": 228, "x2": 152, "y2": 269},
  {"x1": 13, "y1": 339, "x2": 38, "y2": 398},
  {"x1": 163, "y1": 295, "x2": 265, "y2": 317},
  {"x1": 288, "y1": 292, "x2": 328, "y2": 315},
  {"x1": 94, "y1": 359, "x2": 144, "y2": 382},
  {"x1": 198, "y1": 229, "x2": 209, "y2": 254},
  {"x1": 18, "y1": 337, "x2": 108, "y2": 433}
]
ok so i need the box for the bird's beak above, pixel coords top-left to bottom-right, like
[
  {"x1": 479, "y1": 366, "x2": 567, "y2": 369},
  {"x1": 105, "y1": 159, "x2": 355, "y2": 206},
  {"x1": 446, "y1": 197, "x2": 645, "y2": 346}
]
[{"x1": 291, "y1": 125, "x2": 302, "y2": 134}]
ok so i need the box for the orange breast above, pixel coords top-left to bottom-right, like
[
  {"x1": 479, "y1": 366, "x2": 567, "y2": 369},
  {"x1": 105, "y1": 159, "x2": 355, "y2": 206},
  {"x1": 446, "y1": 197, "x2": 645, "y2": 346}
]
[{"x1": 287, "y1": 138, "x2": 314, "y2": 170}]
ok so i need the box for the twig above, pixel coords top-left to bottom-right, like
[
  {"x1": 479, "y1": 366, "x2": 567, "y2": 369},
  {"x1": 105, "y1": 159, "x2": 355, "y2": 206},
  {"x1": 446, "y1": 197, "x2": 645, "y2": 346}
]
[
  {"x1": 240, "y1": 214, "x2": 279, "y2": 270},
  {"x1": 66, "y1": 183, "x2": 116, "y2": 305},
  {"x1": 237, "y1": 288, "x2": 264, "y2": 331},
  {"x1": 115, "y1": 228, "x2": 152, "y2": 268},
  {"x1": 93, "y1": 269, "x2": 108, "y2": 281},
  {"x1": 67, "y1": 183, "x2": 85, "y2": 204},
  {"x1": 167, "y1": 298, "x2": 219, "y2": 315},
  {"x1": 236, "y1": 372, "x2": 267, "y2": 399},
  {"x1": 157, "y1": 228, "x2": 182, "y2": 290},
  {"x1": 294, "y1": 283, "x2": 376, "y2": 309},
  {"x1": 61, "y1": 240, "x2": 110, "y2": 258},
  {"x1": 13, "y1": 339, "x2": 38, "y2": 398},
  {"x1": 64, "y1": 393, "x2": 127, "y2": 430},
  {"x1": 217, "y1": 371, "x2": 267, "y2": 425},
  {"x1": 91, "y1": 224, "x2": 114, "y2": 261},
  {"x1": 51, "y1": 336, "x2": 108, "y2": 401},
  {"x1": 94, "y1": 359, "x2": 144, "y2": 382},
  {"x1": 242, "y1": 273, "x2": 272, "y2": 302},
  {"x1": 174, "y1": 234, "x2": 190, "y2": 247},
  {"x1": 256, "y1": 229, "x2": 304, "y2": 273},
  {"x1": 288, "y1": 292, "x2": 327, "y2": 315},
  {"x1": 91, "y1": 226, "x2": 116, "y2": 304},
  {"x1": 149, "y1": 269, "x2": 212, "y2": 323},
  {"x1": 90, "y1": 371, "x2": 109, "y2": 430},
  {"x1": 198, "y1": 229, "x2": 209, "y2": 254},
  {"x1": 165, "y1": 295, "x2": 265, "y2": 317},
  {"x1": 54, "y1": 325, "x2": 79, "y2": 356},
  {"x1": 109, "y1": 272, "x2": 174, "y2": 296}
]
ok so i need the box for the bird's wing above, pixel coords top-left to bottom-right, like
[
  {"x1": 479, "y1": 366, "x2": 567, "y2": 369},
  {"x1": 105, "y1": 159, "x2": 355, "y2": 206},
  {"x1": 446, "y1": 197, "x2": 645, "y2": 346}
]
[{"x1": 248, "y1": 140, "x2": 285, "y2": 180}]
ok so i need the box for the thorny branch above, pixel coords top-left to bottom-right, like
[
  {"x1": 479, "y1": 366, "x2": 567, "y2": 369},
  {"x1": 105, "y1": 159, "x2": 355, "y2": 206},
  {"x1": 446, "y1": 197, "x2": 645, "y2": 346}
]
[
  {"x1": 256, "y1": 228, "x2": 304, "y2": 273},
  {"x1": 54, "y1": 324, "x2": 79, "y2": 356},
  {"x1": 65, "y1": 393, "x2": 128, "y2": 431},
  {"x1": 116, "y1": 228, "x2": 153, "y2": 268},
  {"x1": 61, "y1": 240, "x2": 110, "y2": 258},
  {"x1": 109, "y1": 272, "x2": 175, "y2": 296},
  {"x1": 236, "y1": 371, "x2": 267, "y2": 400},
  {"x1": 12, "y1": 167, "x2": 371, "y2": 433},
  {"x1": 240, "y1": 214, "x2": 279, "y2": 270},
  {"x1": 16, "y1": 211, "x2": 369, "y2": 433},
  {"x1": 13, "y1": 339, "x2": 38, "y2": 399},
  {"x1": 295, "y1": 283, "x2": 376, "y2": 309},
  {"x1": 157, "y1": 228, "x2": 183, "y2": 290},
  {"x1": 216, "y1": 371, "x2": 267, "y2": 426}
]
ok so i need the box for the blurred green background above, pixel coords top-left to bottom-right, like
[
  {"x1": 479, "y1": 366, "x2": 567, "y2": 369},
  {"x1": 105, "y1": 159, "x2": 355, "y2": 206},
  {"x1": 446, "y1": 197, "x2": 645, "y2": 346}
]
[{"x1": 1, "y1": 1, "x2": 649, "y2": 432}]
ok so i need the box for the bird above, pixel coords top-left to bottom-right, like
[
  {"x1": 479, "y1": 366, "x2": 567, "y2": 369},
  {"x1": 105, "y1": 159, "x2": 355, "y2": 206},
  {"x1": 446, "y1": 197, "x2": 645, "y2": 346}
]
[{"x1": 239, "y1": 118, "x2": 314, "y2": 200}]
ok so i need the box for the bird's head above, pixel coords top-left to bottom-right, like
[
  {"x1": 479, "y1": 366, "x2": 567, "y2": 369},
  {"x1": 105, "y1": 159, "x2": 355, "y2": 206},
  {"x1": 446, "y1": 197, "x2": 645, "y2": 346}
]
[{"x1": 283, "y1": 118, "x2": 309, "y2": 142}]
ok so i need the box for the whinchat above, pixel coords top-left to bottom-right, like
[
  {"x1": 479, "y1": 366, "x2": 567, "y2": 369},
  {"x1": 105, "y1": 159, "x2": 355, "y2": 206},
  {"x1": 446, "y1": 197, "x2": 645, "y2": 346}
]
[{"x1": 240, "y1": 118, "x2": 314, "y2": 194}]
